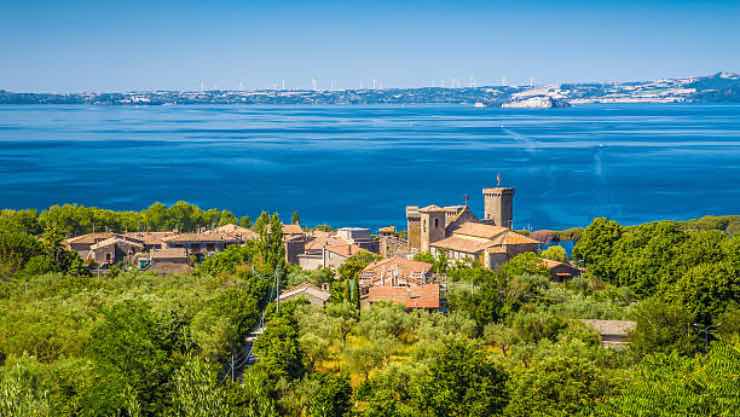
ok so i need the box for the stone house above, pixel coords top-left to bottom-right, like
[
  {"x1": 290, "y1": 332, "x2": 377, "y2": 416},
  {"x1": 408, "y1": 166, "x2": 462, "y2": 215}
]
[
  {"x1": 162, "y1": 231, "x2": 242, "y2": 259},
  {"x1": 541, "y1": 258, "x2": 582, "y2": 281},
  {"x1": 429, "y1": 222, "x2": 540, "y2": 269},
  {"x1": 364, "y1": 284, "x2": 441, "y2": 311},
  {"x1": 358, "y1": 256, "x2": 440, "y2": 311},
  {"x1": 580, "y1": 320, "x2": 636, "y2": 348},
  {"x1": 147, "y1": 247, "x2": 192, "y2": 274},
  {"x1": 278, "y1": 282, "x2": 331, "y2": 306},
  {"x1": 85, "y1": 235, "x2": 145, "y2": 266},
  {"x1": 297, "y1": 243, "x2": 366, "y2": 270}
]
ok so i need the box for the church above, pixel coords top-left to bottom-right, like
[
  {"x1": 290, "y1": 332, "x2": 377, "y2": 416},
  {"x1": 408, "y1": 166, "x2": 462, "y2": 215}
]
[{"x1": 405, "y1": 186, "x2": 540, "y2": 269}]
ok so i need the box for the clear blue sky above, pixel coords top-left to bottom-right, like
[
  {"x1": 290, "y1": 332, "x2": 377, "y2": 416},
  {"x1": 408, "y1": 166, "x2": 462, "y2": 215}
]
[{"x1": 2, "y1": 0, "x2": 739, "y2": 92}]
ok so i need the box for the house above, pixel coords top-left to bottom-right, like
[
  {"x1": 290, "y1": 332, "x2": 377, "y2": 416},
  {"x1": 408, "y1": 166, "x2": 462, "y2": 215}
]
[
  {"x1": 162, "y1": 231, "x2": 242, "y2": 259},
  {"x1": 213, "y1": 224, "x2": 258, "y2": 241},
  {"x1": 359, "y1": 256, "x2": 433, "y2": 292},
  {"x1": 429, "y1": 222, "x2": 540, "y2": 269},
  {"x1": 580, "y1": 319, "x2": 636, "y2": 348},
  {"x1": 147, "y1": 247, "x2": 192, "y2": 274},
  {"x1": 282, "y1": 224, "x2": 304, "y2": 240},
  {"x1": 64, "y1": 232, "x2": 117, "y2": 259},
  {"x1": 541, "y1": 258, "x2": 582, "y2": 282},
  {"x1": 335, "y1": 227, "x2": 379, "y2": 252},
  {"x1": 297, "y1": 243, "x2": 366, "y2": 270},
  {"x1": 278, "y1": 282, "x2": 331, "y2": 306},
  {"x1": 296, "y1": 227, "x2": 379, "y2": 270},
  {"x1": 84, "y1": 235, "x2": 145, "y2": 266},
  {"x1": 364, "y1": 284, "x2": 441, "y2": 311},
  {"x1": 358, "y1": 256, "x2": 440, "y2": 311}
]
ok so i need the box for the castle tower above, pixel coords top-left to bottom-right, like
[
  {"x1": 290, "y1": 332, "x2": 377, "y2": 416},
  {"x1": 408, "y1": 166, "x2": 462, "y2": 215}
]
[
  {"x1": 405, "y1": 206, "x2": 421, "y2": 251},
  {"x1": 483, "y1": 187, "x2": 514, "y2": 229},
  {"x1": 418, "y1": 205, "x2": 447, "y2": 252}
]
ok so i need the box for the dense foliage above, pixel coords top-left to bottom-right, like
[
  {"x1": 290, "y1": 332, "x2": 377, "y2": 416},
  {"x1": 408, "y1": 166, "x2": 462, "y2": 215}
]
[{"x1": 1, "y1": 208, "x2": 739, "y2": 416}]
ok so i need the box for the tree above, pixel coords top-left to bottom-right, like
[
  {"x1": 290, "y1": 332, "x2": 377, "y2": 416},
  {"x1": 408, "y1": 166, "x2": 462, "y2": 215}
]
[
  {"x1": 411, "y1": 338, "x2": 509, "y2": 417},
  {"x1": 85, "y1": 301, "x2": 174, "y2": 415},
  {"x1": 307, "y1": 372, "x2": 352, "y2": 417},
  {"x1": 170, "y1": 356, "x2": 233, "y2": 417},
  {"x1": 670, "y1": 261, "x2": 739, "y2": 329},
  {"x1": 629, "y1": 297, "x2": 699, "y2": 357},
  {"x1": 505, "y1": 339, "x2": 612, "y2": 417},
  {"x1": 596, "y1": 344, "x2": 740, "y2": 417},
  {"x1": 502, "y1": 252, "x2": 550, "y2": 278},
  {"x1": 541, "y1": 245, "x2": 567, "y2": 262},
  {"x1": 572, "y1": 217, "x2": 622, "y2": 279},
  {"x1": 255, "y1": 212, "x2": 286, "y2": 274},
  {"x1": 291, "y1": 211, "x2": 301, "y2": 225},
  {"x1": 253, "y1": 316, "x2": 304, "y2": 381},
  {"x1": 337, "y1": 251, "x2": 379, "y2": 281}
]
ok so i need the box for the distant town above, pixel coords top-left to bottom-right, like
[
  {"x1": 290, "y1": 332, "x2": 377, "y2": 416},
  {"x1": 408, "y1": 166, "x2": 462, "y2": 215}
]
[{"x1": 2, "y1": 72, "x2": 739, "y2": 108}]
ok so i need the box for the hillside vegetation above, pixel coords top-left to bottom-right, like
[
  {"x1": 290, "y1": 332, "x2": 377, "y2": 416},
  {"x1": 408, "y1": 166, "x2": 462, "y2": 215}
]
[{"x1": 0, "y1": 204, "x2": 738, "y2": 417}]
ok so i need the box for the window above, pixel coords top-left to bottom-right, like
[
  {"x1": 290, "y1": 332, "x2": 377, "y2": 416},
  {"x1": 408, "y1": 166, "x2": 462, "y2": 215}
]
[{"x1": 434, "y1": 218, "x2": 439, "y2": 228}]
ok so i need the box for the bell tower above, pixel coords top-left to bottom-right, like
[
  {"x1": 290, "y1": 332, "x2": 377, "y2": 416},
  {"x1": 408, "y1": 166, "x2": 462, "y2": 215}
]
[{"x1": 483, "y1": 187, "x2": 514, "y2": 229}]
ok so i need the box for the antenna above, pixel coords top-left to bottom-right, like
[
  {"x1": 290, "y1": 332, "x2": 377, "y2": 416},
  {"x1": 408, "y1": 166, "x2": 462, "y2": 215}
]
[{"x1": 497, "y1": 172, "x2": 502, "y2": 187}]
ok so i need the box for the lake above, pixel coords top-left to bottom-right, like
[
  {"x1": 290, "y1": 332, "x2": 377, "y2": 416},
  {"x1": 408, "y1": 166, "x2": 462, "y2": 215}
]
[{"x1": 1, "y1": 104, "x2": 739, "y2": 230}]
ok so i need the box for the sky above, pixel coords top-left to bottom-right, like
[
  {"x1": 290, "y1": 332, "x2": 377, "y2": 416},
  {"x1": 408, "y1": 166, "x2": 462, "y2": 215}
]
[{"x1": 1, "y1": 0, "x2": 739, "y2": 92}]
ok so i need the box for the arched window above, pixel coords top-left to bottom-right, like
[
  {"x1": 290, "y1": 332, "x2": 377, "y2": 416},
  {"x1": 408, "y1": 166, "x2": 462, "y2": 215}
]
[{"x1": 434, "y1": 218, "x2": 439, "y2": 228}]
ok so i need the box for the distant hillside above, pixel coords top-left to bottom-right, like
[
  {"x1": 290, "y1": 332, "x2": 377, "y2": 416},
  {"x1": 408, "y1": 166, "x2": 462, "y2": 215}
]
[{"x1": 2, "y1": 72, "x2": 739, "y2": 106}]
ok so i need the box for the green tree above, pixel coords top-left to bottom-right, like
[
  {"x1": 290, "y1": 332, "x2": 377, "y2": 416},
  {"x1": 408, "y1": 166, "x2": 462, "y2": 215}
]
[
  {"x1": 291, "y1": 211, "x2": 301, "y2": 225},
  {"x1": 411, "y1": 338, "x2": 509, "y2": 417},
  {"x1": 629, "y1": 297, "x2": 698, "y2": 357},
  {"x1": 253, "y1": 316, "x2": 304, "y2": 381},
  {"x1": 307, "y1": 372, "x2": 353, "y2": 417},
  {"x1": 541, "y1": 245, "x2": 567, "y2": 262},
  {"x1": 85, "y1": 301, "x2": 174, "y2": 415},
  {"x1": 505, "y1": 339, "x2": 612, "y2": 417},
  {"x1": 572, "y1": 217, "x2": 622, "y2": 279}
]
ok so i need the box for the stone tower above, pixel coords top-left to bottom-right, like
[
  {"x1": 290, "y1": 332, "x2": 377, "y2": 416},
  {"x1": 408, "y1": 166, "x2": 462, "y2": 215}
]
[
  {"x1": 483, "y1": 187, "x2": 514, "y2": 229},
  {"x1": 405, "y1": 206, "x2": 421, "y2": 251},
  {"x1": 419, "y1": 206, "x2": 447, "y2": 252}
]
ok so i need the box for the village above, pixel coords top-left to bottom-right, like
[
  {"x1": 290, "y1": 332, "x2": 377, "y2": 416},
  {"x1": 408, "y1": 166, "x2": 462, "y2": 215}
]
[{"x1": 60, "y1": 185, "x2": 635, "y2": 347}]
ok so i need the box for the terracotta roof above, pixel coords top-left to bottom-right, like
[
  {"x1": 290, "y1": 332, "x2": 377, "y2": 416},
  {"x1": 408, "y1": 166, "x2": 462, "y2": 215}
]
[
  {"x1": 378, "y1": 226, "x2": 396, "y2": 234},
  {"x1": 580, "y1": 320, "x2": 636, "y2": 337},
  {"x1": 367, "y1": 284, "x2": 440, "y2": 309},
  {"x1": 279, "y1": 282, "x2": 330, "y2": 303},
  {"x1": 431, "y1": 235, "x2": 496, "y2": 254},
  {"x1": 124, "y1": 231, "x2": 178, "y2": 246},
  {"x1": 487, "y1": 246, "x2": 507, "y2": 254},
  {"x1": 305, "y1": 235, "x2": 347, "y2": 251},
  {"x1": 90, "y1": 236, "x2": 145, "y2": 250},
  {"x1": 64, "y1": 232, "x2": 116, "y2": 245},
  {"x1": 150, "y1": 247, "x2": 188, "y2": 260},
  {"x1": 213, "y1": 224, "x2": 258, "y2": 240},
  {"x1": 362, "y1": 256, "x2": 432, "y2": 277},
  {"x1": 499, "y1": 232, "x2": 541, "y2": 245},
  {"x1": 163, "y1": 231, "x2": 241, "y2": 244},
  {"x1": 453, "y1": 222, "x2": 509, "y2": 239},
  {"x1": 282, "y1": 224, "x2": 304, "y2": 235},
  {"x1": 325, "y1": 243, "x2": 364, "y2": 258}
]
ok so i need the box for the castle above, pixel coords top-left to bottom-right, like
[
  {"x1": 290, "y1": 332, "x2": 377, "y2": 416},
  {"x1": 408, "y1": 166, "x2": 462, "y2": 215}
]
[{"x1": 405, "y1": 186, "x2": 539, "y2": 268}]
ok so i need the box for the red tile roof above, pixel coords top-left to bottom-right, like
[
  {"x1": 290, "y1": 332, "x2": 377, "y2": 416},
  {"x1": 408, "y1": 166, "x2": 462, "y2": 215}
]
[{"x1": 367, "y1": 284, "x2": 440, "y2": 309}]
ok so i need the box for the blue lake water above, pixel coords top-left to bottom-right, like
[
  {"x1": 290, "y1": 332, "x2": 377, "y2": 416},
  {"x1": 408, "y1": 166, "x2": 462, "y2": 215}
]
[{"x1": 1, "y1": 104, "x2": 739, "y2": 230}]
